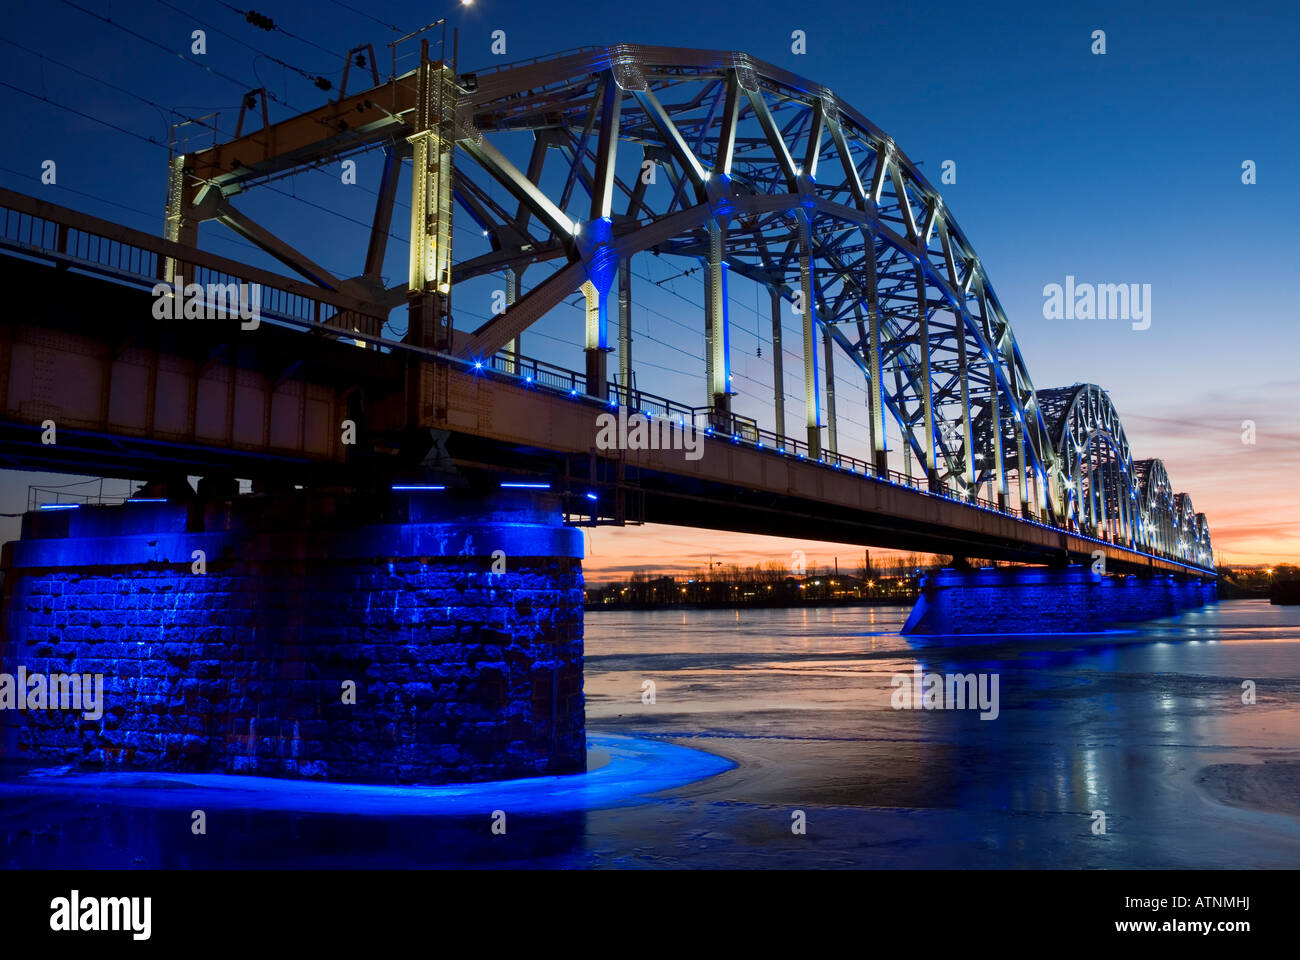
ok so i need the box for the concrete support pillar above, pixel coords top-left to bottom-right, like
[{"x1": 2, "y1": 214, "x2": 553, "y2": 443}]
[{"x1": 902, "y1": 566, "x2": 1218, "y2": 636}]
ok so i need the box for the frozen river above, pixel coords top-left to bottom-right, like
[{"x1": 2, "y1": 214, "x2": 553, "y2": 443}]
[{"x1": 3, "y1": 598, "x2": 1298, "y2": 868}]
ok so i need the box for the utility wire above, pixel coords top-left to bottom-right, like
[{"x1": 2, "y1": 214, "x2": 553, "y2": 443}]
[
  {"x1": 0, "y1": 79, "x2": 168, "y2": 150},
  {"x1": 212, "y1": 0, "x2": 349, "y2": 60},
  {"x1": 151, "y1": 0, "x2": 335, "y2": 90},
  {"x1": 322, "y1": 0, "x2": 404, "y2": 33}
]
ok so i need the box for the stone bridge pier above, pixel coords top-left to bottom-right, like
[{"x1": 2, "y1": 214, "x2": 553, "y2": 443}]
[
  {"x1": 902, "y1": 565, "x2": 1218, "y2": 636},
  {"x1": 0, "y1": 487, "x2": 585, "y2": 784}
]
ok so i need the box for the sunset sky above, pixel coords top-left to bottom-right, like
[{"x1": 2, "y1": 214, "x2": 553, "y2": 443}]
[{"x1": 1, "y1": 0, "x2": 1295, "y2": 573}]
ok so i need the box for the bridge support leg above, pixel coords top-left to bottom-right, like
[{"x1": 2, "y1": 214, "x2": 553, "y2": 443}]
[
  {"x1": 582, "y1": 279, "x2": 610, "y2": 400},
  {"x1": 405, "y1": 52, "x2": 458, "y2": 352},
  {"x1": 618, "y1": 256, "x2": 632, "y2": 404},
  {"x1": 798, "y1": 216, "x2": 821, "y2": 458},
  {"x1": 822, "y1": 326, "x2": 837, "y2": 458},
  {"x1": 901, "y1": 566, "x2": 1218, "y2": 636},
  {"x1": 0, "y1": 488, "x2": 586, "y2": 785},
  {"x1": 705, "y1": 219, "x2": 731, "y2": 429},
  {"x1": 769, "y1": 285, "x2": 785, "y2": 446},
  {"x1": 505, "y1": 268, "x2": 521, "y2": 374}
]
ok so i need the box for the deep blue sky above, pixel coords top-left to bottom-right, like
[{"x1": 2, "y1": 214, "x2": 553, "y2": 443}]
[{"x1": 0, "y1": 0, "x2": 1296, "y2": 564}]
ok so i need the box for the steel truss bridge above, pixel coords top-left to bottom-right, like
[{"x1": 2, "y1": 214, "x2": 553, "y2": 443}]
[{"x1": 0, "y1": 43, "x2": 1212, "y2": 575}]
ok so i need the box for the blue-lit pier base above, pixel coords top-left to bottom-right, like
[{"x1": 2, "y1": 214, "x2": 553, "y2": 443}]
[
  {"x1": 901, "y1": 566, "x2": 1218, "y2": 636},
  {"x1": 0, "y1": 489, "x2": 585, "y2": 785}
]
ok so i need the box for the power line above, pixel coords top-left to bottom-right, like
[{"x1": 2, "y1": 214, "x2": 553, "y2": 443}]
[
  {"x1": 57, "y1": 0, "x2": 330, "y2": 125},
  {"x1": 0, "y1": 35, "x2": 178, "y2": 138},
  {"x1": 211, "y1": 0, "x2": 347, "y2": 60},
  {"x1": 322, "y1": 0, "x2": 404, "y2": 33},
  {"x1": 150, "y1": 0, "x2": 335, "y2": 91},
  {"x1": 0, "y1": 79, "x2": 168, "y2": 150}
]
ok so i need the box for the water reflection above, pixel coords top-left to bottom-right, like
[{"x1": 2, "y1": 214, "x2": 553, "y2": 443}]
[{"x1": 4, "y1": 599, "x2": 1299, "y2": 868}]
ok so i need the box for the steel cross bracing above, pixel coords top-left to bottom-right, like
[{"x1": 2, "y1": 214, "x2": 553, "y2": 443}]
[{"x1": 166, "y1": 43, "x2": 1212, "y2": 568}]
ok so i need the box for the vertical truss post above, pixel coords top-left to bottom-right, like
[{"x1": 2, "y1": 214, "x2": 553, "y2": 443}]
[
  {"x1": 989, "y1": 360, "x2": 1007, "y2": 509},
  {"x1": 865, "y1": 234, "x2": 888, "y2": 476},
  {"x1": 582, "y1": 279, "x2": 609, "y2": 399},
  {"x1": 798, "y1": 216, "x2": 821, "y2": 458},
  {"x1": 163, "y1": 153, "x2": 197, "y2": 281},
  {"x1": 915, "y1": 263, "x2": 936, "y2": 489},
  {"x1": 769, "y1": 285, "x2": 785, "y2": 445},
  {"x1": 1118, "y1": 462, "x2": 1131, "y2": 545},
  {"x1": 618, "y1": 256, "x2": 632, "y2": 405},
  {"x1": 505, "y1": 269, "x2": 520, "y2": 373},
  {"x1": 956, "y1": 330, "x2": 974, "y2": 499},
  {"x1": 1074, "y1": 461, "x2": 1086, "y2": 532},
  {"x1": 406, "y1": 44, "x2": 458, "y2": 351},
  {"x1": 1015, "y1": 419, "x2": 1031, "y2": 518},
  {"x1": 582, "y1": 73, "x2": 621, "y2": 405},
  {"x1": 822, "y1": 326, "x2": 837, "y2": 458},
  {"x1": 1099, "y1": 451, "x2": 1110, "y2": 539},
  {"x1": 1083, "y1": 450, "x2": 1094, "y2": 532},
  {"x1": 705, "y1": 218, "x2": 731, "y2": 427}
]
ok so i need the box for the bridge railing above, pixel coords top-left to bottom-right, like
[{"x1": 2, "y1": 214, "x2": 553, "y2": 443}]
[
  {"x1": 485, "y1": 347, "x2": 1070, "y2": 526},
  {"x1": 0, "y1": 187, "x2": 387, "y2": 339}
]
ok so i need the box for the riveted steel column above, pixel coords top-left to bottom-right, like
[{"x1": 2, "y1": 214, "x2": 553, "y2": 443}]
[
  {"x1": 956, "y1": 329, "x2": 974, "y2": 499},
  {"x1": 866, "y1": 239, "x2": 887, "y2": 476},
  {"x1": 916, "y1": 263, "x2": 936, "y2": 490},
  {"x1": 583, "y1": 279, "x2": 608, "y2": 400},
  {"x1": 706, "y1": 218, "x2": 731, "y2": 428},
  {"x1": 823, "y1": 325, "x2": 837, "y2": 458},
  {"x1": 798, "y1": 216, "x2": 821, "y2": 458},
  {"x1": 505, "y1": 269, "x2": 519, "y2": 374},
  {"x1": 1015, "y1": 420, "x2": 1030, "y2": 518},
  {"x1": 407, "y1": 47, "x2": 457, "y2": 351},
  {"x1": 618, "y1": 256, "x2": 632, "y2": 405},
  {"x1": 163, "y1": 153, "x2": 198, "y2": 282},
  {"x1": 770, "y1": 285, "x2": 785, "y2": 445}
]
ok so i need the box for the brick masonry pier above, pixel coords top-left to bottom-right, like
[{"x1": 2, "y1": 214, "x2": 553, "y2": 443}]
[
  {"x1": 902, "y1": 566, "x2": 1218, "y2": 636},
  {"x1": 0, "y1": 489, "x2": 585, "y2": 784}
]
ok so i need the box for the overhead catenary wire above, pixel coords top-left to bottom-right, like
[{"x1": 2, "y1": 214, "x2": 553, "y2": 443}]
[{"x1": 150, "y1": 0, "x2": 336, "y2": 91}]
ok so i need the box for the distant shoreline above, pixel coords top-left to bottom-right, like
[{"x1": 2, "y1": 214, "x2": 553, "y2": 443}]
[{"x1": 585, "y1": 597, "x2": 914, "y2": 611}]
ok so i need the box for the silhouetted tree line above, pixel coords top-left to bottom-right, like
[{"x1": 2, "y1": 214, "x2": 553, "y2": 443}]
[{"x1": 585, "y1": 554, "x2": 953, "y2": 609}]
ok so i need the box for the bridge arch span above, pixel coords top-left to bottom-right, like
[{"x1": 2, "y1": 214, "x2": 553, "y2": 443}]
[{"x1": 158, "y1": 42, "x2": 1216, "y2": 570}]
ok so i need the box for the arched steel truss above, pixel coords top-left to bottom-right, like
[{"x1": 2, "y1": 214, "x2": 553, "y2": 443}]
[
  {"x1": 173, "y1": 42, "x2": 1214, "y2": 568},
  {"x1": 1039, "y1": 385, "x2": 1212, "y2": 565}
]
